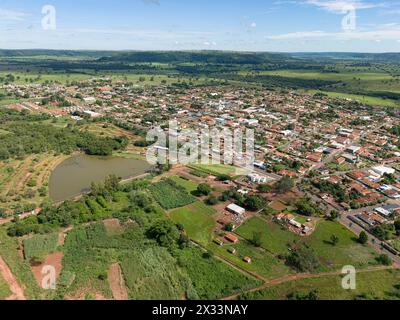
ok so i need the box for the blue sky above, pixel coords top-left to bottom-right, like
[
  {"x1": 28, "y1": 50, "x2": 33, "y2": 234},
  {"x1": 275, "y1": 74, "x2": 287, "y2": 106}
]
[{"x1": 1, "y1": 0, "x2": 400, "y2": 52}]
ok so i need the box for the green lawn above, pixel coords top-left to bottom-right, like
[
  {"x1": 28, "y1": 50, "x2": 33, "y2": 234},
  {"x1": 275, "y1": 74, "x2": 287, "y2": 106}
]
[
  {"x1": 236, "y1": 217, "x2": 298, "y2": 254},
  {"x1": 0, "y1": 273, "x2": 11, "y2": 299},
  {"x1": 170, "y1": 202, "x2": 216, "y2": 246},
  {"x1": 240, "y1": 269, "x2": 400, "y2": 300},
  {"x1": 169, "y1": 176, "x2": 199, "y2": 193},
  {"x1": 236, "y1": 217, "x2": 378, "y2": 272}
]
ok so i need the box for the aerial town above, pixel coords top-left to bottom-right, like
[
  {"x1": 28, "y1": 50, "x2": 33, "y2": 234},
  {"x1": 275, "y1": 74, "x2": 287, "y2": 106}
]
[{"x1": 3, "y1": 77, "x2": 400, "y2": 264}]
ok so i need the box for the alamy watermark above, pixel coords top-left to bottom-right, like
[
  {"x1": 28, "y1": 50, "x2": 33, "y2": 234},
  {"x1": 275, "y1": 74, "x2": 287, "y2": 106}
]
[
  {"x1": 146, "y1": 120, "x2": 255, "y2": 174},
  {"x1": 342, "y1": 4, "x2": 357, "y2": 31},
  {"x1": 342, "y1": 265, "x2": 357, "y2": 290},
  {"x1": 41, "y1": 5, "x2": 57, "y2": 30}
]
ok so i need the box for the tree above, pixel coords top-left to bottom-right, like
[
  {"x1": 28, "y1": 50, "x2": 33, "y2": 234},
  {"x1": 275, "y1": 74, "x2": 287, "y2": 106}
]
[
  {"x1": 216, "y1": 174, "x2": 231, "y2": 182},
  {"x1": 377, "y1": 254, "x2": 392, "y2": 266},
  {"x1": 330, "y1": 234, "x2": 339, "y2": 246},
  {"x1": 358, "y1": 231, "x2": 369, "y2": 245},
  {"x1": 224, "y1": 223, "x2": 235, "y2": 232},
  {"x1": 275, "y1": 176, "x2": 294, "y2": 194},
  {"x1": 251, "y1": 231, "x2": 263, "y2": 247},
  {"x1": 329, "y1": 210, "x2": 340, "y2": 221},
  {"x1": 257, "y1": 184, "x2": 272, "y2": 193},
  {"x1": 286, "y1": 245, "x2": 320, "y2": 273},
  {"x1": 205, "y1": 196, "x2": 218, "y2": 206},
  {"x1": 394, "y1": 220, "x2": 400, "y2": 235},
  {"x1": 244, "y1": 195, "x2": 265, "y2": 211},
  {"x1": 197, "y1": 183, "x2": 212, "y2": 196},
  {"x1": 147, "y1": 220, "x2": 179, "y2": 248}
]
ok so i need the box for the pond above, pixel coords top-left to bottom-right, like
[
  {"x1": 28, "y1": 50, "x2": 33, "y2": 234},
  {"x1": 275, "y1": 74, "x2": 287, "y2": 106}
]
[{"x1": 49, "y1": 154, "x2": 152, "y2": 202}]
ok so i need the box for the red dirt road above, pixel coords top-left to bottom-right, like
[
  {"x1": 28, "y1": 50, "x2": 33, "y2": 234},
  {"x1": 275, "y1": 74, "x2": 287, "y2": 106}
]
[{"x1": 0, "y1": 256, "x2": 26, "y2": 300}]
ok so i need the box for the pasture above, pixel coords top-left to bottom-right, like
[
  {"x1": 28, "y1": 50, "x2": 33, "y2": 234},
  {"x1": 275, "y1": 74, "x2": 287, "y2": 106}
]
[
  {"x1": 236, "y1": 217, "x2": 378, "y2": 271},
  {"x1": 240, "y1": 269, "x2": 400, "y2": 300},
  {"x1": 170, "y1": 202, "x2": 216, "y2": 246}
]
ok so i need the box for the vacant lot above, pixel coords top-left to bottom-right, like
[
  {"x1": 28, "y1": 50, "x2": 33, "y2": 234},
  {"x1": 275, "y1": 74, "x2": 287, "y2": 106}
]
[
  {"x1": 176, "y1": 246, "x2": 261, "y2": 300},
  {"x1": 170, "y1": 202, "x2": 216, "y2": 246},
  {"x1": 236, "y1": 217, "x2": 378, "y2": 271},
  {"x1": 209, "y1": 241, "x2": 293, "y2": 280},
  {"x1": 240, "y1": 269, "x2": 400, "y2": 300}
]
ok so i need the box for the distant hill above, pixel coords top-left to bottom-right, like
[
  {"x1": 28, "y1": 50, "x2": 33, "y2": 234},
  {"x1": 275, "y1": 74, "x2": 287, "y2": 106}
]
[
  {"x1": 291, "y1": 52, "x2": 400, "y2": 62},
  {"x1": 97, "y1": 51, "x2": 294, "y2": 65}
]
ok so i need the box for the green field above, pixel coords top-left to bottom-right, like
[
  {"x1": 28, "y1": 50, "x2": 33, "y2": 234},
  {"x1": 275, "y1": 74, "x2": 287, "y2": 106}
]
[
  {"x1": 121, "y1": 247, "x2": 192, "y2": 300},
  {"x1": 306, "y1": 90, "x2": 399, "y2": 107},
  {"x1": 236, "y1": 217, "x2": 378, "y2": 271},
  {"x1": 236, "y1": 217, "x2": 298, "y2": 254},
  {"x1": 0, "y1": 273, "x2": 11, "y2": 299},
  {"x1": 188, "y1": 164, "x2": 245, "y2": 176},
  {"x1": 149, "y1": 179, "x2": 196, "y2": 210},
  {"x1": 170, "y1": 202, "x2": 216, "y2": 246},
  {"x1": 240, "y1": 269, "x2": 400, "y2": 300},
  {"x1": 175, "y1": 246, "x2": 262, "y2": 299},
  {"x1": 209, "y1": 241, "x2": 293, "y2": 280},
  {"x1": 169, "y1": 176, "x2": 199, "y2": 193},
  {"x1": 0, "y1": 228, "x2": 43, "y2": 299},
  {"x1": 23, "y1": 233, "x2": 59, "y2": 261}
]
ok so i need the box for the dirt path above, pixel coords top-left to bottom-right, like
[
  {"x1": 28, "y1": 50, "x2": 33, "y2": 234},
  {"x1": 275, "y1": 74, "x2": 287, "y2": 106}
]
[
  {"x1": 108, "y1": 263, "x2": 128, "y2": 300},
  {"x1": 221, "y1": 265, "x2": 398, "y2": 300},
  {"x1": 0, "y1": 256, "x2": 26, "y2": 300}
]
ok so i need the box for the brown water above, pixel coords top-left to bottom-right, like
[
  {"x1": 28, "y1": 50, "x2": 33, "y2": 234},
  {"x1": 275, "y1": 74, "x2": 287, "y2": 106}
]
[{"x1": 49, "y1": 154, "x2": 151, "y2": 202}]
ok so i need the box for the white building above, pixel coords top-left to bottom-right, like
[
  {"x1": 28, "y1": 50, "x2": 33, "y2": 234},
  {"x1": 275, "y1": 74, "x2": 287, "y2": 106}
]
[
  {"x1": 371, "y1": 166, "x2": 395, "y2": 177},
  {"x1": 227, "y1": 203, "x2": 246, "y2": 216}
]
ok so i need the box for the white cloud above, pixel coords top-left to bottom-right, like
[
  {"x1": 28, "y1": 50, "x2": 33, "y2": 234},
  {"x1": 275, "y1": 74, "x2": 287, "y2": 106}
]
[
  {"x1": 267, "y1": 23, "x2": 400, "y2": 41},
  {"x1": 0, "y1": 8, "x2": 29, "y2": 21},
  {"x1": 303, "y1": 0, "x2": 386, "y2": 13}
]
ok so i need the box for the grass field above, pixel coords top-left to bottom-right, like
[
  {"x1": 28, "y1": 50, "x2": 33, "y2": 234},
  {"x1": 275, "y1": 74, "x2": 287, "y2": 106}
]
[
  {"x1": 121, "y1": 246, "x2": 192, "y2": 300},
  {"x1": 175, "y1": 246, "x2": 262, "y2": 299},
  {"x1": 0, "y1": 228, "x2": 43, "y2": 299},
  {"x1": 0, "y1": 273, "x2": 11, "y2": 299},
  {"x1": 240, "y1": 269, "x2": 400, "y2": 300},
  {"x1": 188, "y1": 164, "x2": 245, "y2": 176},
  {"x1": 170, "y1": 202, "x2": 216, "y2": 246},
  {"x1": 169, "y1": 176, "x2": 199, "y2": 193},
  {"x1": 209, "y1": 241, "x2": 293, "y2": 280},
  {"x1": 23, "y1": 233, "x2": 59, "y2": 261},
  {"x1": 0, "y1": 154, "x2": 68, "y2": 213},
  {"x1": 306, "y1": 89, "x2": 399, "y2": 107},
  {"x1": 236, "y1": 217, "x2": 378, "y2": 272}
]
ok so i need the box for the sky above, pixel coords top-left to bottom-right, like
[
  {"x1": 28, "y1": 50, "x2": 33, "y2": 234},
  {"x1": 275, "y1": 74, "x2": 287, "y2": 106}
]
[{"x1": 0, "y1": 0, "x2": 400, "y2": 52}]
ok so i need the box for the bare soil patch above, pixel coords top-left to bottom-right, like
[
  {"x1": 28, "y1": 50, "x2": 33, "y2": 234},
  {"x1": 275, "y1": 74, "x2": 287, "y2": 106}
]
[
  {"x1": 108, "y1": 263, "x2": 128, "y2": 300},
  {"x1": 31, "y1": 252, "x2": 64, "y2": 288}
]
